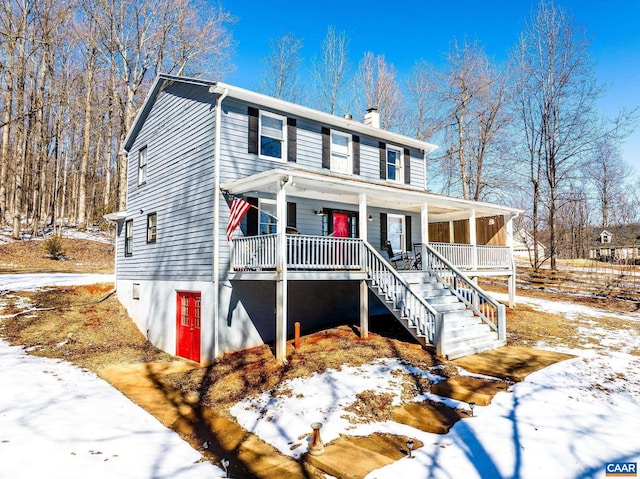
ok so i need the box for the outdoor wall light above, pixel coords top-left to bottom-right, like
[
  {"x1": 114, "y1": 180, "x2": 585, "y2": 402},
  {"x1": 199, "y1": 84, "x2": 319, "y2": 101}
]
[
  {"x1": 406, "y1": 438, "x2": 415, "y2": 458},
  {"x1": 315, "y1": 208, "x2": 326, "y2": 216},
  {"x1": 368, "y1": 214, "x2": 373, "y2": 222},
  {"x1": 221, "y1": 458, "x2": 230, "y2": 478},
  {"x1": 469, "y1": 401, "x2": 476, "y2": 417}
]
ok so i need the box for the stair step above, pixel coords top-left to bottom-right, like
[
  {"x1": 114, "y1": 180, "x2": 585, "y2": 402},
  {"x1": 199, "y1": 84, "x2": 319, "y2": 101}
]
[
  {"x1": 442, "y1": 309, "x2": 475, "y2": 321},
  {"x1": 444, "y1": 332, "x2": 500, "y2": 350},
  {"x1": 424, "y1": 294, "x2": 458, "y2": 305},
  {"x1": 444, "y1": 322, "x2": 492, "y2": 339},
  {"x1": 445, "y1": 339, "x2": 506, "y2": 360},
  {"x1": 433, "y1": 302, "x2": 467, "y2": 313}
]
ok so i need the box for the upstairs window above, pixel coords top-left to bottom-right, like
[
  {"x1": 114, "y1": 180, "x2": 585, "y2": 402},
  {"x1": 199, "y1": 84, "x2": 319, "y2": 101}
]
[
  {"x1": 331, "y1": 131, "x2": 351, "y2": 174},
  {"x1": 259, "y1": 199, "x2": 277, "y2": 235},
  {"x1": 138, "y1": 146, "x2": 147, "y2": 185},
  {"x1": 125, "y1": 219, "x2": 133, "y2": 256},
  {"x1": 386, "y1": 146, "x2": 403, "y2": 182},
  {"x1": 259, "y1": 112, "x2": 286, "y2": 161},
  {"x1": 147, "y1": 213, "x2": 157, "y2": 243}
]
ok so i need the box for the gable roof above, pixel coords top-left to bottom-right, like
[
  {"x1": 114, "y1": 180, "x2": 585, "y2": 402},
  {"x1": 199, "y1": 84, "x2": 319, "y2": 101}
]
[
  {"x1": 589, "y1": 224, "x2": 640, "y2": 246},
  {"x1": 122, "y1": 74, "x2": 438, "y2": 154}
]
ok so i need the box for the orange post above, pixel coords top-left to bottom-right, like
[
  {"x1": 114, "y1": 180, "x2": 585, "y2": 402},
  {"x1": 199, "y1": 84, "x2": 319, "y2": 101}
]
[{"x1": 294, "y1": 322, "x2": 301, "y2": 349}]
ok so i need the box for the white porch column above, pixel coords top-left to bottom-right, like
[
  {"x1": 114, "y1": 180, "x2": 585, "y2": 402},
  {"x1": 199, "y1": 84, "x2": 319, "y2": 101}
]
[
  {"x1": 469, "y1": 209, "x2": 477, "y2": 271},
  {"x1": 506, "y1": 214, "x2": 517, "y2": 307},
  {"x1": 421, "y1": 202, "x2": 429, "y2": 271},
  {"x1": 448, "y1": 221, "x2": 454, "y2": 244},
  {"x1": 358, "y1": 193, "x2": 369, "y2": 339},
  {"x1": 275, "y1": 176, "x2": 290, "y2": 364}
]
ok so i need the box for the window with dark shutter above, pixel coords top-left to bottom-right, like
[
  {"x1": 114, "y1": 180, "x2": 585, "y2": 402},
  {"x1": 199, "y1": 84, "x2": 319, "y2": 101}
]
[
  {"x1": 287, "y1": 118, "x2": 297, "y2": 162},
  {"x1": 404, "y1": 148, "x2": 411, "y2": 185},
  {"x1": 321, "y1": 127, "x2": 330, "y2": 169},
  {"x1": 352, "y1": 135, "x2": 360, "y2": 175},
  {"x1": 248, "y1": 107, "x2": 259, "y2": 154},
  {"x1": 379, "y1": 142, "x2": 386, "y2": 179}
]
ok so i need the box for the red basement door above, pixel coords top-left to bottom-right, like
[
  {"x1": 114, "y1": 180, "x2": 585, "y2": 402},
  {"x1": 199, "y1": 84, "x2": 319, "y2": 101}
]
[{"x1": 176, "y1": 291, "x2": 201, "y2": 363}]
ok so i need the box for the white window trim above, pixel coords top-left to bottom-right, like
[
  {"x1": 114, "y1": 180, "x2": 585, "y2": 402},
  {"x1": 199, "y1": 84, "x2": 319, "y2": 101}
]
[
  {"x1": 387, "y1": 213, "x2": 406, "y2": 253},
  {"x1": 138, "y1": 146, "x2": 147, "y2": 186},
  {"x1": 258, "y1": 198, "x2": 277, "y2": 235},
  {"x1": 330, "y1": 129, "x2": 352, "y2": 174},
  {"x1": 258, "y1": 111, "x2": 287, "y2": 162},
  {"x1": 386, "y1": 145, "x2": 404, "y2": 183}
]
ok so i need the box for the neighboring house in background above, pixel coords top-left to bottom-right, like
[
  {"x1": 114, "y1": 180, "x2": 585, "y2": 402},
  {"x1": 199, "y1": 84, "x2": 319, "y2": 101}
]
[
  {"x1": 589, "y1": 225, "x2": 640, "y2": 263},
  {"x1": 513, "y1": 229, "x2": 547, "y2": 263},
  {"x1": 106, "y1": 74, "x2": 522, "y2": 366}
]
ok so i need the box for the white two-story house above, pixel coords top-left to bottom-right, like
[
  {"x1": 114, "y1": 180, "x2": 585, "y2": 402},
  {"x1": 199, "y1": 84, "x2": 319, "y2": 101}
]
[{"x1": 107, "y1": 74, "x2": 521, "y2": 365}]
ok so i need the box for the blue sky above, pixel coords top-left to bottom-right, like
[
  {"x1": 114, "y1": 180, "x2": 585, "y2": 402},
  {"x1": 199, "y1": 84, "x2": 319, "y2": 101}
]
[{"x1": 223, "y1": 0, "x2": 640, "y2": 173}]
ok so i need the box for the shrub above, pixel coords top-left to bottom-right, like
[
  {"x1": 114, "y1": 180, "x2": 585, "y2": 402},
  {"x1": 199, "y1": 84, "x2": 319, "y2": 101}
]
[{"x1": 43, "y1": 235, "x2": 65, "y2": 260}]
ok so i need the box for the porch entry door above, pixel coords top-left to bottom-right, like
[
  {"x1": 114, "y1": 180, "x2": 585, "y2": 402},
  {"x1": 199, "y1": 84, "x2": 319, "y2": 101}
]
[
  {"x1": 176, "y1": 291, "x2": 201, "y2": 363},
  {"x1": 332, "y1": 212, "x2": 350, "y2": 237},
  {"x1": 387, "y1": 214, "x2": 405, "y2": 253}
]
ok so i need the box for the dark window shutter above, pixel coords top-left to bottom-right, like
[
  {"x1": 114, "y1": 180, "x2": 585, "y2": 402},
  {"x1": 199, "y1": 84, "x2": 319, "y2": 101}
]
[
  {"x1": 246, "y1": 197, "x2": 259, "y2": 236},
  {"x1": 287, "y1": 202, "x2": 296, "y2": 228},
  {"x1": 352, "y1": 135, "x2": 360, "y2": 175},
  {"x1": 322, "y1": 127, "x2": 330, "y2": 169},
  {"x1": 405, "y1": 215, "x2": 412, "y2": 251},
  {"x1": 287, "y1": 118, "x2": 297, "y2": 162},
  {"x1": 380, "y1": 213, "x2": 387, "y2": 246},
  {"x1": 404, "y1": 148, "x2": 411, "y2": 184},
  {"x1": 248, "y1": 107, "x2": 259, "y2": 154},
  {"x1": 379, "y1": 142, "x2": 386, "y2": 179}
]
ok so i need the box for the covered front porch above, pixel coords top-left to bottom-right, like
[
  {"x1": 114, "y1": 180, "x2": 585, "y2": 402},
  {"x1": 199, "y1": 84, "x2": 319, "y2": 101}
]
[{"x1": 221, "y1": 167, "x2": 521, "y2": 362}]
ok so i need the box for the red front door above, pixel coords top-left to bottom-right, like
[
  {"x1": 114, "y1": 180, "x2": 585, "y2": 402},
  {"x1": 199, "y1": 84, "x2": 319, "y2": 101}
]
[
  {"x1": 333, "y1": 212, "x2": 350, "y2": 237},
  {"x1": 176, "y1": 291, "x2": 201, "y2": 363}
]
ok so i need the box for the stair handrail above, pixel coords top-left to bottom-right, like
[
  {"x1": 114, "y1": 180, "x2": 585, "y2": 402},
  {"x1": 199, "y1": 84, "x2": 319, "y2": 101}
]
[
  {"x1": 422, "y1": 243, "x2": 505, "y2": 340},
  {"x1": 362, "y1": 241, "x2": 445, "y2": 353}
]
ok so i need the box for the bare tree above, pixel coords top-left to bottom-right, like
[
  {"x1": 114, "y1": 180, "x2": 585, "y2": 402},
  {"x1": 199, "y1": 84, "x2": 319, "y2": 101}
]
[
  {"x1": 513, "y1": 1, "x2": 605, "y2": 269},
  {"x1": 259, "y1": 32, "x2": 304, "y2": 103},
  {"x1": 310, "y1": 26, "x2": 349, "y2": 115},
  {"x1": 585, "y1": 138, "x2": 632, "y2": 227},
  {"x1": 408, "y1": 40, "x2": 511, "y2": 201},
  {"x1": 354, "y1": 52, "x2": 404, "y2": 130}
]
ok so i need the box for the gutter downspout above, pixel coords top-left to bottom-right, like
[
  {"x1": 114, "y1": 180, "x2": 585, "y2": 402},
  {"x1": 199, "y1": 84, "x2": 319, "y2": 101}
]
[{"x1": 212, "y1": 87, "x2": 229, "y2": 361}]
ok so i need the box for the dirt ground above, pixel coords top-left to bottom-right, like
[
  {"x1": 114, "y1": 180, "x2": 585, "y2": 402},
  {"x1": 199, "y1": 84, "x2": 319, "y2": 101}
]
[
  {"x1": 0, "y1": 238, "x2": 114, "y2": 274},
  {"x1": 1, "y1": 239, "x2": 635, "y2": 478}
]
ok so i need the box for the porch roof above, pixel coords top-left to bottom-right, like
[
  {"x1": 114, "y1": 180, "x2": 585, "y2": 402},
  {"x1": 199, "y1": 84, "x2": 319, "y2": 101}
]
[{"x1": 221, "y1": 168, "x2": 522, "y2": 221}]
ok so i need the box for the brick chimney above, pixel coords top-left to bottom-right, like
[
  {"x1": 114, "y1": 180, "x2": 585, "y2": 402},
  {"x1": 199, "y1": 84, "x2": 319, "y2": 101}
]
[{"x1": 363, "y1": 108, "x2": 380, "y2": 128}]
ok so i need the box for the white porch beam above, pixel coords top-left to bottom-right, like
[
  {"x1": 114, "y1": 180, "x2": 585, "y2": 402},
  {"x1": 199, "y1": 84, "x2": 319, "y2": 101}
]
[
  {"x1": 275, "y1": 176, "x2": 290, "y2": 364},
  {"x1": 358, "y1": 193, "x2": 369, "y2": 339},
  {"x1": 421, "y1": 202, "x2": 429, "y2": 271},
  {"x1": 469, "y1": 209, "x2": 477, "y2": 271}
]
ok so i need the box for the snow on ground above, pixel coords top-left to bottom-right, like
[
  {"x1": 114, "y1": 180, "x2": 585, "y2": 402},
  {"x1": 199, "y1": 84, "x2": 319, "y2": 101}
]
[
  {"x1": 0, "y1": 274, "x2": 225, "y2": 478},
  {"x1": 0, "y1": 225, "x2": 114, "y2": 244},
  {"x1": 0, "y1": 340, "x2": 225, "y2": 479},
  {"x1": 0, "y1": 273, "x2": 114, "y2": 293},
  {"x1": 232, "y1": 293, "x2": 640, "y2": 478}
]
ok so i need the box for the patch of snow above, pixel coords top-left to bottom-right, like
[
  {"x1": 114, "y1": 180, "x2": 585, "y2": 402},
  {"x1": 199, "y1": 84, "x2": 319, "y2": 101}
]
[
  {"x1": 0, "y1": 340, "x2": 226, "y2": 479},
  {"x1": 0, "y1": 273, "x2": 114, "y2": 293}
]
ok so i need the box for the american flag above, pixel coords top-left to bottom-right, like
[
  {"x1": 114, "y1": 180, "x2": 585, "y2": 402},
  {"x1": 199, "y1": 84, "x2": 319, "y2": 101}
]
[{"x1": 225, "y1": 192, "x2": 251, "y2": 241}]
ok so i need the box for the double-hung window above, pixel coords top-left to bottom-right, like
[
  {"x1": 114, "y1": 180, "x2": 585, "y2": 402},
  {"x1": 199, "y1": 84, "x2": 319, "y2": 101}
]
[
  {"x1": 125, "y1": 219, "x2": 133, "y2": 256},
  {"x1": 259, "y1": 112, "x2": 286, "y2": 161},
  {"x1": 386, "y1": 146, "x2": 403, "y2": 182},
  {"x1": 330, "y1": 131, "x2": 351, "y2": 174},
  {"x1": 147, "y1": 213, "x2": 157, "y2": 243},
  {"x1": 138, "y1": 146, "x2": 147, "y2": 185},
  {"x1": 258, "y1": 199, "x2": 277, "y2": 235}
]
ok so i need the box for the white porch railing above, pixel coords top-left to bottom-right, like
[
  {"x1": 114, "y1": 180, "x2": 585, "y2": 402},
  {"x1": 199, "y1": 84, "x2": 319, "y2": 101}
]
[
  {"x1": 232, "y1": 234, "x2": 362, "y2": 271},
  {"x1": 423, "y1": 243, "x2": 506, "y2": 340},
  {"x1": 363, "y1": 242, "x2": 441, "y2": 348},
  {"x1": 430, "y1": 242, "x2": 511, "y2": 269}
]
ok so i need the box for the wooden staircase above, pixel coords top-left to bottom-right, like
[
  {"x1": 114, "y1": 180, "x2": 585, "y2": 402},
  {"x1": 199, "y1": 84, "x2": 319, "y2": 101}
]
[{"x1": 363, "y1": 241, "x2": 505, "y2": 359}]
